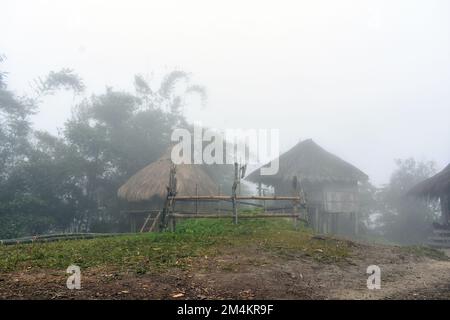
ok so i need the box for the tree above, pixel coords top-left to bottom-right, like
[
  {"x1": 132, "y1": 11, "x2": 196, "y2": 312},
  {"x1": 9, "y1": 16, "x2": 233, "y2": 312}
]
[
  {"x1": 0, "y1": 61, "x2": 210, "y2": 237},
  {"x1": 0, "y1": 61, "x2": 35, "y2": 179},
  {"x1": 373, "y1": 158, "x2": 439, "y2": 244},
  {"x1": 58, "y1": 71, "x2": 207, "y2": 232},
  {"x1": 0, "y1": 64, "x2": 86, "y2": 237}
]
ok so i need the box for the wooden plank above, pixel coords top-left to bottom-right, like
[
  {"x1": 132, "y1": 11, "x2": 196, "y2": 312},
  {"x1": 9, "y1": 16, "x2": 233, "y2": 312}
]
[
  {"x1": 429, "y1": 237, "x2": 450, "y2": 242},
  {"x1": 123, "y1": 209, "x2": 161, "y2": 215},
  {"x1": 171, "y1": 213, "x2": 305, "y2": 220},
  {"x1": 239, "y1": 196, "x2": 302, "y2": 201},
  {"x1": 170, "y1": 195, "x2": 301, "y2": 201},
  {"x1": 433, "y1": 229, "x2": 450, "y2": 235}
]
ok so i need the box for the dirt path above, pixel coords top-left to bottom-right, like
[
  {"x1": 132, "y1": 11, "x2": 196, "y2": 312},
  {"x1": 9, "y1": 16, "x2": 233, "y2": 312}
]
[
  {"x1": 326, "y1": 257, "x2": 450, "y2": 299},
  {"x1": 0, "y1": 243, "x2": 449, "y2": 300}
]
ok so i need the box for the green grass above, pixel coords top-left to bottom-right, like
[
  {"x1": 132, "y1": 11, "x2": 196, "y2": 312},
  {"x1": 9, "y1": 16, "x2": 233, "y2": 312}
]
[
  {"x1": 0, "y1": 218, "x2": 352, "y2": 274},
  {"x1": 400, "y1": 245, "x2": 449, "y2": 261},
  {"x1": 355, "y1": 234, "x2": 400, "y2": 246}
]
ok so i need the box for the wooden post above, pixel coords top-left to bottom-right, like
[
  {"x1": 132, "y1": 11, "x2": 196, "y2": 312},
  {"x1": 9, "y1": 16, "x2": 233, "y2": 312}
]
[
  {"x1": 232, "y1": 162, "x2": 239, "y2": 224},
  {"x1": 258, "y1": 182, "x2": 263, "y2": 213},
  {"x1": 335, "y1": 214, "x2": 338, "y2": 234},
  {"x1": 161, "y1": 164, "x2": 177, "y2": 231},
  {"x1": 315, "y1": 207, "x2": 319, "y2": 233},
  {"x1": 323, "y1": 212, "x2": 327, "y2": 234},
  {"x1": 218, "y1": 184, "x2": 221, "y2": 214},
  {"x1": 333, "y1": 214, "x2": 339, "y2": 234},
  {"x1": 293, "y1": 199, "x2": 299, "y2": 230},
  {"x1": 440, "y1": 195, "x2": 449, "y2": 225},
  {"x1": 195, "y1": 184, "x2": 198, "y2": 214},
  {"x1": 131, "y1": 214, "x2": 136, "y2": 233},
  {"x1": 354, "y1": 212, "x2": 359, "y2": 236},
  {"x1": 326, "y1": 213, "x2": 330, "y2": 234},
  {"x1": 330, "y1": 214, "x2": 334, "y2": 234},
  {"x1": 171, "y1": 215, "x2": 176, "y2": 231},
  {"x1": 320, "y1": 212, "x2": 324, "y2": 233},
  {"x1": 329, "y1": 214, "x2": 332, "y2": 234},
  {"x1": 300, "y1": 188, "x2": 308, "y2": 226},
  {"x1": 167, "y1": 215, "x2": 172, "y2": 232},
  {"x1": 237, "y1": 179, "x2": 241, "y2": 214},
  {"x1": 292, "y1": 176, "x2": 299, "y2": 230}
]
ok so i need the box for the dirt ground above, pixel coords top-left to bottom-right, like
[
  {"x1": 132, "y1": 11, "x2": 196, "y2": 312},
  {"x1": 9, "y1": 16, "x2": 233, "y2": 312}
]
[{"x1": 0, "y1": 242, "x2": 449, "y2": 300}]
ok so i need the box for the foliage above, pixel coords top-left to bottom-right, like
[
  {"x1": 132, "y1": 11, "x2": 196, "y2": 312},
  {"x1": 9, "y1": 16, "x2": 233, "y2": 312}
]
[
  {"x1": 33, "y1": 68, "x2": 85, "y2": 96},
  {"x1": 0, "y1": 58, "x2": 210, "y2": 238},
  {"x1": 0, "y1": 54, "x2": 6, "y2": 88},
  {"x1": 400, "y1": 245, "x2": 448, "y2": 261},
  {"x1": 371, "y1": 158, "x2": 439, "y2": 244},
  {"x1": 134, "y1": 71, "x2": 206, "y2": 115},
  {"x1": 0, "y1": 213, "x2": 55, "y2": 239}
]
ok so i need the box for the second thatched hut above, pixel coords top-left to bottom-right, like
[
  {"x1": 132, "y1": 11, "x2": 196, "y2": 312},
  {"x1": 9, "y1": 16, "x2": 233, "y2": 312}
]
[{"x1": 246, "y1": 139, "x2": 368, "y2": 235}]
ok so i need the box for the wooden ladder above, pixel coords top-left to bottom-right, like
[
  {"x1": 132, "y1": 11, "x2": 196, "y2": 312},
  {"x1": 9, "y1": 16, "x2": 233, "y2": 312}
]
[{"x1": 140, "y1": 211, "x2": 162, "y2": 233}]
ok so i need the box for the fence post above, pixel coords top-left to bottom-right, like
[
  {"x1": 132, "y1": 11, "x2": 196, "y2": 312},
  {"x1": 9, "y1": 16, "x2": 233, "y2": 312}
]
[
  {"x1": 232, "y1": 162, "x2": 239, "y2": 224},
  {"x1": 218, "y1": 184, "x2": 221, "y2": 214},
  {"x1": 354, "y1": 212, "x2": 359, "y2": 235},
  {"x1": 131, "y1": 214, "x2": 136, "y2": 233},
  {"x1": 293, "y1": 200, "x2": 299, "y2": 230},
  {"x1": 195, "y1": 183, "x2": 198, "y2": 214},
  {"x1": 292, "y1": 176, "x2": 299, "y2": 230}
]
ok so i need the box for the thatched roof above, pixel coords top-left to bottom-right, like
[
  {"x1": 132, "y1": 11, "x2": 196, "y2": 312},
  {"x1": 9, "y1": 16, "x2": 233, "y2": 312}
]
[
  {"x1": 246, "y1": 139, "x2": 368, "y2": 186},
  {"x1": 117, "y1": 151, "x2": 218, "y2": 202},
  {"x1": 408, "y1": 164, "x2": 450, "y2": 199}
]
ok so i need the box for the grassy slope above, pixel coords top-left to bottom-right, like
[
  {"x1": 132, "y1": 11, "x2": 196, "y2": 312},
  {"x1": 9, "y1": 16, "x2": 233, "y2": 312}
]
[
  {"x1": 0, "y1": 219, "x2": 352, "y2": 274},
  {"x1": 1, "y1": 218, "x2": 445, "y2": 275}
]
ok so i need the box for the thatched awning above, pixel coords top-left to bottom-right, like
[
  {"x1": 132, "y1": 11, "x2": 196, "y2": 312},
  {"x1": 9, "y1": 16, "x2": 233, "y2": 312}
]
[
  {"x1": 246, "y1": 139, "x2": 368, "y2": 186},
  {"x1": 408, "y1": 164, "x2": 450, "y2": 199},
  {"x1": 117, "y1": 152, "x2": 218, "y2": 202}
]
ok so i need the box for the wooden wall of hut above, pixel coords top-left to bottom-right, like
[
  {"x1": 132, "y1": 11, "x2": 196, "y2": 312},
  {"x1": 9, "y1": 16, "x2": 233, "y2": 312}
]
[
  {"x1": 278, "y1": 180, "x2": 360, "y2": 236},
  {"x1": 441, "y1": 194, "x2": 450, "y2": 225}
]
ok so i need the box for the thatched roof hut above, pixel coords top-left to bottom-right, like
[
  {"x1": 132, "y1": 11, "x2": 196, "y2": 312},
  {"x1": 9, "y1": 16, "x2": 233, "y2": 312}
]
[
  {"x1": 246, "y1": 139, "x2": 368, "y2": 235},
  {"x1": 408, "y1": 164, "x2": 450, "y2": 228},
  {"x1": 117, "y1": 151, "x2": 218, "y2": 202},
  {"x1": 408, "y1": 164, "x2": 450, "y2": 199},
  {"x1": 246, "y1": 139, "x2": 368, "y2": 186}
]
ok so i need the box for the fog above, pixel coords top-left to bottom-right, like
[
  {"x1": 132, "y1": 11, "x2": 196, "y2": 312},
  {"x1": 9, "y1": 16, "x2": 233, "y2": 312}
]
[{"x1": 1, "y1": 0, "x2": 449, "y2": 185}]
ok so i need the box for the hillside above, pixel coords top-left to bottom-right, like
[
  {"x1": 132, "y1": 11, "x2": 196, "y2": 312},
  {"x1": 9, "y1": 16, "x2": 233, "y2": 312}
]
[{"x1": 0, "y1": 219, "x2": 449, "y2": 300}]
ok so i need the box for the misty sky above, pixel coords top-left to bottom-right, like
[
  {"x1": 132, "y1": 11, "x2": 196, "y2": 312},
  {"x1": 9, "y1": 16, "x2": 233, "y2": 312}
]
[{"x1": 1, "y1": 0, "x2": 449, "y2": 186}]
